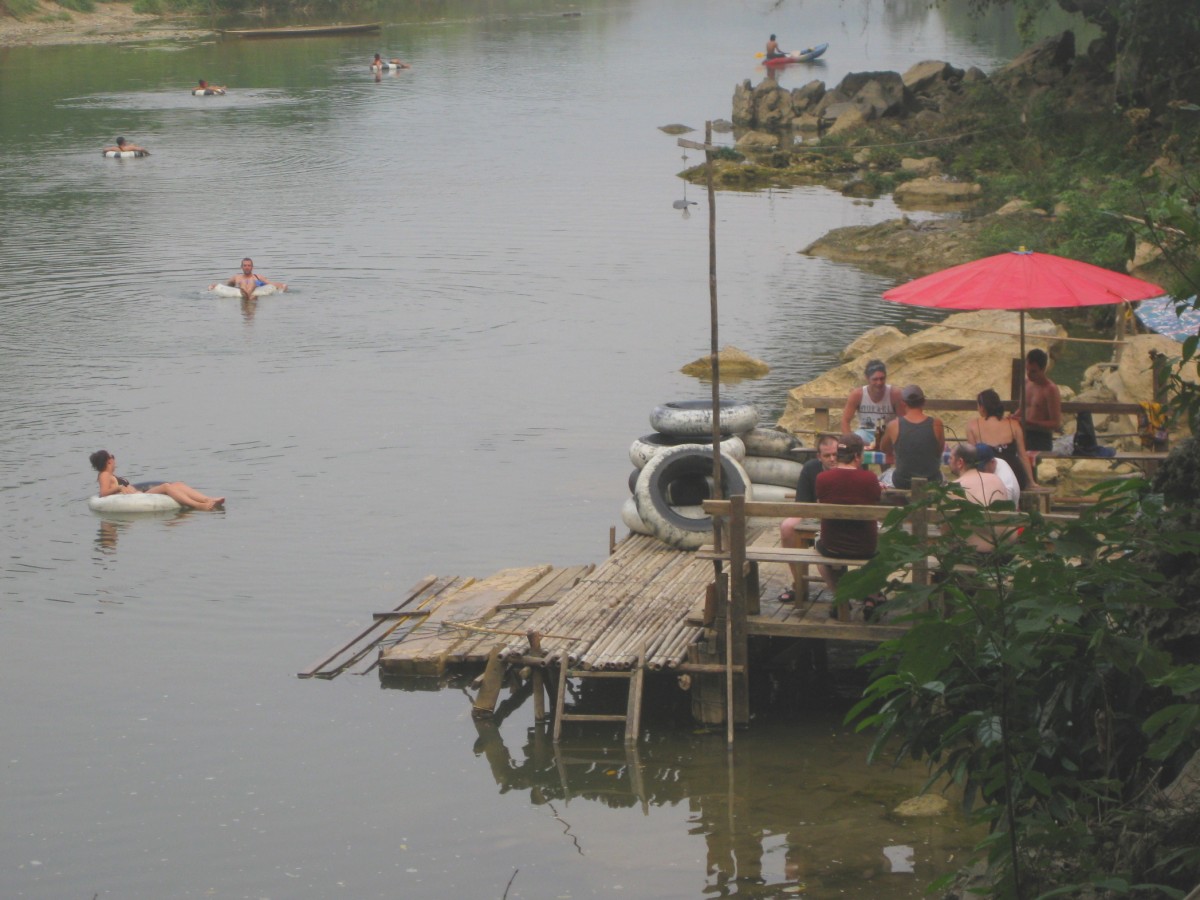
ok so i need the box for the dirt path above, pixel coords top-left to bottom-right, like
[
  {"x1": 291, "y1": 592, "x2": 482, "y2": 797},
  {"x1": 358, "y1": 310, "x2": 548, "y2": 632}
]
[{"x1": 0, "y1": 1, "x2": 211, "y2": 47}]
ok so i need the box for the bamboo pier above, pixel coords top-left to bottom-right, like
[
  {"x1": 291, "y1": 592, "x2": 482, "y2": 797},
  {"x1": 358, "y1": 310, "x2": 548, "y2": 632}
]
[{"x1": 303, "y1": 526, "x2": 906, "y2": 733}]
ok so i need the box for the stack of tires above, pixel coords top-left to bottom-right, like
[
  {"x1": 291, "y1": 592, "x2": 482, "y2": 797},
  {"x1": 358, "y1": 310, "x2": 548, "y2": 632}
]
[{"x1": 622, "y1": 401, "x2": 805, "y2": 551}]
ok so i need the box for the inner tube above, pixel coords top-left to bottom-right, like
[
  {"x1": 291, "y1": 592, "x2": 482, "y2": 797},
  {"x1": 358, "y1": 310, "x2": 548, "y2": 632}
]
[
  {"x1": 741, "y1": 455, "x2": 805, "y2": 489},
  {"x1": 633, "y1": 444, "x2": 753, "y2": 550},
  {"x1": 88, "y1": 493, "x2": 181, "y2": 513},
  {"x1": 650, "y1": 400, "x2": 758, "y2": 437},
  {"x1": 740, "y1": 426, "x2": 804, "y2": 459},
  {"x1": 103, "y1": 150, "x2": 148, "y2": 158},
  {"x1": 628, "y1": 432, "x2": 745, "y2": 470},
  {"x1": 209, "y1": 284, "x2": 278, "y2": 299},
  {"x1": 192, "y1": 88, "x2": 226, "y2": 96}
]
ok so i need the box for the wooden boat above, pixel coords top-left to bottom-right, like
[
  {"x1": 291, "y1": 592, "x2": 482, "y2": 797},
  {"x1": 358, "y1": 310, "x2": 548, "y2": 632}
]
[
  {"x1": 764, "y1": 42, "x2": 828, "y2": 67},
  {"x1": 221, "y1": 22, "x2": 382, "y2": 39}
]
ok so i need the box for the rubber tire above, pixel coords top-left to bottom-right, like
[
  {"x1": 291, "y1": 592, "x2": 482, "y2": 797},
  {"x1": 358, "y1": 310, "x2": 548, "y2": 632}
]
[
  {"x1": 740, "y1": 426, "x2": 803, "y2": 459},
  {"x1": 746, "y1": 482, "x2": 794, "y2": 501},
  {"x1": 742, "y1": 455, "x2": 805, "y2": 489},
  {"x1": 629, "y1": 432, "x2": 745, "y2": 470},
  {"x1": 634, "y1": 444, "x2": 753, "y2": 551},
  {"x1": 88, "y1": 493, "x2": 181, "y2": 513},
  {"x1": 649, "y1": 400, "x2": 758, "y2": 437},
  {"x1": 621, "y1": 496, "x2": 653, "y2": 535}
]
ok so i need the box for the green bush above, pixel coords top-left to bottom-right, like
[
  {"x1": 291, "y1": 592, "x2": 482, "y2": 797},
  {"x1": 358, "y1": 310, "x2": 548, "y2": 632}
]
[{"x1": 845, "y1": 479, "x2": 1200, "y2": 896}]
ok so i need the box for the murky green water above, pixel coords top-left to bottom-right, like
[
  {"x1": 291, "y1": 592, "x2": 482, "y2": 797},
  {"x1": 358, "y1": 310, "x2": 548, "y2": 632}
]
[{"x1": 0, "y1": 2, "x2": 1071, "y2": 896}]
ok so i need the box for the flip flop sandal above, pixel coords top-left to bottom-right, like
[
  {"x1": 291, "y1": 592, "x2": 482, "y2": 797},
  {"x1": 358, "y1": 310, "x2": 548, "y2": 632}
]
[
  {"x1": 777, "y1": 589, "x2": 796, "y2": 604},
  {"x1": 862, "y1": 594, "x2": 885, "y2": 622}
]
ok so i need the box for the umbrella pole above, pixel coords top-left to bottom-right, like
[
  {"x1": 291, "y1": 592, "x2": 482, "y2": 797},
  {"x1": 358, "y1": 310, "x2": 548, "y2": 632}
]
[{"x1": 1018, "y1": 312, "x2": 1026, "y2": 419}]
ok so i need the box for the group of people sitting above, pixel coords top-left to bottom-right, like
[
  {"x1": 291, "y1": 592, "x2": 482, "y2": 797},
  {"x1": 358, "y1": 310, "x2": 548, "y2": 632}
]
[{"x1": 775, "y1": 351, "x2": 1064, "y2": 616}]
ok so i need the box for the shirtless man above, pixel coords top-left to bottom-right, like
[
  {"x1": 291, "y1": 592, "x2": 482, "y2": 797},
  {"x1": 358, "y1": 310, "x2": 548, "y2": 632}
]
[
  {"x1": 765, "y1": 34, "x2": 785, "y2": 59},
  {"x1": 210, "y1": 258, "x2": 287, "y2": 301},
  {"x1": 371, "y1": 53, "x2": 410, "y2": 70},
  {"x1": 841, "y1": 359, "x2": 906, "y2": 448},
  {"x1": 1016, "y1": 348, "x2": 1062, "y2": 452},
  {"x1": 104, "y1": 136, "x2": 149, "y2": 155},
  {"x1": 196, "y1": 79, "x2": 227, "y2": 95}
]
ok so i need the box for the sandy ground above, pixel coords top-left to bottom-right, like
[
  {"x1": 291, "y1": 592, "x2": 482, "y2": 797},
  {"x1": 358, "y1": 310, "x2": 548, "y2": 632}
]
[{"x1": 0, "y1": 1, "x2": 211, "y2": 46}]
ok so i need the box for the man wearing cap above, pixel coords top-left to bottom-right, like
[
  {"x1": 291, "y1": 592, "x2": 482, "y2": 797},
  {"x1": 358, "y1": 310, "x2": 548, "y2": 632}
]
[
  {"x1": 878, "y1": 384, "x2": 945, "y2": 490},
  {"x1": 776, "y1": 433, "x2": 838, "y2": 603},
  {"x1": 814, "y1": 433, "x2": 882, "y2": 610},
  {"x1": 840, "y1": 359, "x2": 905, "y2": 448},
  {"x1": 949, "y1": 443, "x2": 1014, "y2": 554},
  {"x1": 975, "y1": 442, "x2": 1020, "y2": 503}
]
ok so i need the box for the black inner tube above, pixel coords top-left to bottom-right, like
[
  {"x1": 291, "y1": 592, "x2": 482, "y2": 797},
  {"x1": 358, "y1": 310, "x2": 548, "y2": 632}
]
[{"x1": 647, "y1": 449, "x2": 747, "y2": 531}]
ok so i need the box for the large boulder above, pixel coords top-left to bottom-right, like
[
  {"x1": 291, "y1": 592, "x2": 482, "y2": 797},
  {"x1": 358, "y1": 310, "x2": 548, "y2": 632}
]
[
  {"x1": 993, "y1": 30, "x2": 1075, "y2": 94},
  {"x1": 894, "y1": 176, "x2": 982, "y2": 208},
  {"x1": 902, "y1": 60, "x2": 964, "y2": 94},
  {"x1": 791, "y1": 79, "x2": 825, "y2": 112}
]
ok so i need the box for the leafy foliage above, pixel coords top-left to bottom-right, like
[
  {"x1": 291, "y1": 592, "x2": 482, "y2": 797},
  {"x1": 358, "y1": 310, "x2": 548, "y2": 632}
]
[{"x1": 844, "y1": 480, "x2": 1200, "y2": 897}]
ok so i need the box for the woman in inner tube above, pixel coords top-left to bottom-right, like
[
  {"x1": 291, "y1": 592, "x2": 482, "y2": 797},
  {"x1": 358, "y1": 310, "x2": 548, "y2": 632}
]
[{"x1": 90, "y1": 450, "x2": 225, "y2": 510}]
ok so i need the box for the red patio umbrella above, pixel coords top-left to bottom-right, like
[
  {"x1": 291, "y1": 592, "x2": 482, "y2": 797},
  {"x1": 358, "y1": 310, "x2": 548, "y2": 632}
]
[{"x1": 882, "y1": 249, "x2": 1165, "y2": 409}]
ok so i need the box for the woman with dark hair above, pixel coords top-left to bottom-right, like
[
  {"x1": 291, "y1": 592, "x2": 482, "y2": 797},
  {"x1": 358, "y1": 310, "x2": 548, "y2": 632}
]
[
  {"x1": 966, "y1": 389, "x2": 1035, "y2": 489},
  {"x1": 89, "y1": 450, "x2": 225, "y2": 510}
]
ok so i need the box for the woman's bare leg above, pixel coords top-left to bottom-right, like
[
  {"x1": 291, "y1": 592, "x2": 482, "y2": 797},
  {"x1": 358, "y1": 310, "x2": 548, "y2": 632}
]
[{"x1": 148, "y1": 482, "x2": 225, "y2": 510}]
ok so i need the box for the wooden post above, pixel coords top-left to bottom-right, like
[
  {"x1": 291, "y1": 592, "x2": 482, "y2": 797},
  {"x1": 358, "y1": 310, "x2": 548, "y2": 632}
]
[
  {"x1": 528, "y1": 630, "x2": 548, "y2": 723},
  {"x1": 471, "y1": 645, "x2": 506, "y2": 719},
  {"x1": 727, "y1": 493, "x2": 750, "y2": 742}
]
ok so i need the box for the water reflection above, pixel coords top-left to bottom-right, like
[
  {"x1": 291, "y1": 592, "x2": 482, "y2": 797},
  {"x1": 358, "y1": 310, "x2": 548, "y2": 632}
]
[{"x1": 468, "y1": 708, "x2": 976, "y2": 897}]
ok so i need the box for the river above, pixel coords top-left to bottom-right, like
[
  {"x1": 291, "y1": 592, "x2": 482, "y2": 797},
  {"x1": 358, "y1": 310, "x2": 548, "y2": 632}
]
[{"x1": 0, "y1": 1, "x2": 1069, "y2": 896}]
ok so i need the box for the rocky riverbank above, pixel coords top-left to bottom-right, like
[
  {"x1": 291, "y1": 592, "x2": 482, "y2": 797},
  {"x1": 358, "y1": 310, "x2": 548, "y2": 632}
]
[{"x1": 0, "y1": 1, "x2": 210, "y2": 47}]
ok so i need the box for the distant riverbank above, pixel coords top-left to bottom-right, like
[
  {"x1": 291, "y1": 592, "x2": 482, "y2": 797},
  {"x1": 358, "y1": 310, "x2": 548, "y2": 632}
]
[{"x1": 0, "y1": 1, "x2": 209, "y2": 46}]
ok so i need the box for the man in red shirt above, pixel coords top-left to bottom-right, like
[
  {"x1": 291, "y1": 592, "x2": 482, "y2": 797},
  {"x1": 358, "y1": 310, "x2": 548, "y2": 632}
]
[{"x1": 815, "y1": 433, "x2": 882, "y2": 606}]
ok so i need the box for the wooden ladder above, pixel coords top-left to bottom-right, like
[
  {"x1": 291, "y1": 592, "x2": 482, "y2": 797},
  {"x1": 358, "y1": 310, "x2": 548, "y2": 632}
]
[{"x1": 552, "y1": 646, "x2": 645, "y2": 745}]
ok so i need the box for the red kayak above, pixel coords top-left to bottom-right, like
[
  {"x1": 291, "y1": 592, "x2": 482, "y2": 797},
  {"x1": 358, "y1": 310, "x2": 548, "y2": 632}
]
[{"x1": 764, "y1": 43, "x2": 828, "y2": 67}]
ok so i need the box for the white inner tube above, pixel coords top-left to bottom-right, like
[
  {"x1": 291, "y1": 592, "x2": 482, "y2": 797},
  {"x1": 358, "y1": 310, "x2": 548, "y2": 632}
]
[
  {"x1": 633, "y1": 444, "x2": 753, "y2": 551},
  {"x1": 209, "y1": 284, "x2": 279, "y2": 299},
  {"x1": 103, "y1": 150, "x2": 148, "y2": 158},
  {"x1": 740, "y1": 426, "x2": 804, "y2": 459},
  {"x1": 650, "y1": 400, "x2": 759, "y2": 437},
  {"x1": 88, "y1": 493, "x2": 181, "y2": 513},
  {"x1": 746, "y1": 482, "x2": 794, "y2": 502},
  {"x1": 628, "y1": 432, "x2": 745, "y2": 470},
  {"x1": 620, "y1": 496, "x2": 653, "y2": 535},
  {"x1": 741, "y1": 455, "x2": 805, "y2": 489},
  {"x1": 193, "y1": 88, "x2": 225, "y2": 96}
]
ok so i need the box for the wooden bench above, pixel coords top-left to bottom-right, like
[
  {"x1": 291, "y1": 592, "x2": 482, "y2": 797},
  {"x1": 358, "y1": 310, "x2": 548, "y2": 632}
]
[{"x1": 699, "y1": 497, "x2": 932, "y2": 623}]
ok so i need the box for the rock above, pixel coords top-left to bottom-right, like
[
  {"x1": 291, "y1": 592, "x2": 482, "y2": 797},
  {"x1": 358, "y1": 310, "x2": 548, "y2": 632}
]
[
  {"x1": 995, "y1": 199, "x2": 1032, "y2": 216},
  {"x1": 826, "y1": 105, "x2": 870, "y2": 137},
  {"x1": 842, "y1": 326, "x2": 907, "y2": 362},
  {"x1": 735, "y1": 130, "x2": 780, "y2": 151},
  {"x1": 791, "y1": 79, "x2": 825, "y2": 112},
  {"x1": 681, "y1": 345, "x2": 770, "y2": 379},
  {"x1": 802, "y1": 216, "x2": 988, "y2": 279},
  {"x1": 994, "y1": 31, "x2": 1075, "y2": 93},
  {"x1": 710, "y1": 119, "x2": 733, "y2": 133},
  {"x1": 754, "y1": 79, "x2": 795, "y2": 129},
  {"x1": 731, "y1": 79, "x2": 755, "y2": 127},
  {"x1": 852, "y1": 72, "x2": 911, "y2": 119},
  {"x1": 900, "y1": 156, "x2": 942, "y2": 176},
  {"x1": 659, "y1": 124, "x2": 694, "y2": 135},
  {"x1": 902, "y1": 60, "x2": 964, "y2": 93},
  {"x1": 1128, "y1": 240, "x2": 1163, "y2": 271},
  {"x1": 894, "y1": 176, "x2": 982, "y2": 208},
  {"x1": 893, "y1": 794, "x2": 950, "y2": 817},
  {"x1": 963, "y1": 66, "x2": 988, "y2": 83}
]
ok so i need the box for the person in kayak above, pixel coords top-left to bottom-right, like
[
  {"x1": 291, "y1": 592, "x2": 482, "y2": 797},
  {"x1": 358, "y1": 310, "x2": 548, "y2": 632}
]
[
  {"x1": 210, "y1": 258, "x2": 287, "y2": 301},
  {"x1": 90, "y1": 450, "x2": 225, "y2": 510},
  {"x1": 765, "y1": 34, "x2": 786, "y2": 60}
]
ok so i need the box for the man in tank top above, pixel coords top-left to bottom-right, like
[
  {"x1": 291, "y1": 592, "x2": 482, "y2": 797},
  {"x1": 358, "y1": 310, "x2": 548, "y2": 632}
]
[
  {"x1": 840, "y1": 359, "x2": 905, "y2": 448},
  {"x1": 878, "y1": 384, "x2": 945, "y2": 490}
]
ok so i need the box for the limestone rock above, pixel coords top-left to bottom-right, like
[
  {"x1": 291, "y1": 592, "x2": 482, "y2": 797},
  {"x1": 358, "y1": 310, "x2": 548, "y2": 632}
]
[
  {"x1": 681, "y1": 345, "x2": 770, "y2": 379},
  {"x1": 826, "y1": 105, "x2": 870, "y2": 137},
  {"x1": 842, "y1": 326, "x2": 907, "y2": 362},
  {"x1": 658, "y1": 124, "x2": 694, "y2": 135},
  {"x1": 710, "y1": 119, "x2": 733, "y2": 133},
  {"x1": 894, "y1": 794, "x2": 950, "y2": 817},
  {"x1": 995, "y1": 199, "x2": 1033, "y2": 216},
  {"x1": 894, "y1": 176, "x2": 982, "y2": 208},
  {"x1": 791, "y1": 79, "x2": 825, "y2": 112},
  {"x1": 902, "y1": 60, "x2": 964, "y2": 93},
  {"x1": 900, "y1": 156, "x2": 942, "y2": 176},
  {"x1": 994, "y1": 31, "x2": 1075, "y2": 93},
  {"x1": 735, "y1": 130, "x2": 779, "y2": 151}
]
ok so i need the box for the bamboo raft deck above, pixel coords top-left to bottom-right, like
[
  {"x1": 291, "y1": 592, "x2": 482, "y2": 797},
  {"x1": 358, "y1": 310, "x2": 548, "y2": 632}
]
[{"x1": 301, "y1": 529, "x2": 904, "y2": 684}]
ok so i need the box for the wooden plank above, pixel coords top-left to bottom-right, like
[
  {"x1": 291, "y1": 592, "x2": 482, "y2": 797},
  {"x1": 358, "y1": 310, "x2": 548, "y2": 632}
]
[
  {"x1": 298, "y1": 575, "x2": 467, "y2": 678},
  {"x1": 802, "y1": 395, "x2": 1152, "y2": 416},
  {"x1": 379, "y1": 566, "x2": 552, "y2": 676},
  {"x1": 746, "y1": 615, "x2": 907, "y2": 641},
  {"x1": 471, "y1": 646, "x2": 506, "y2": 719},
  {"x1": 704, "y1": 499, "x2": 893, "y2": 520}
]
